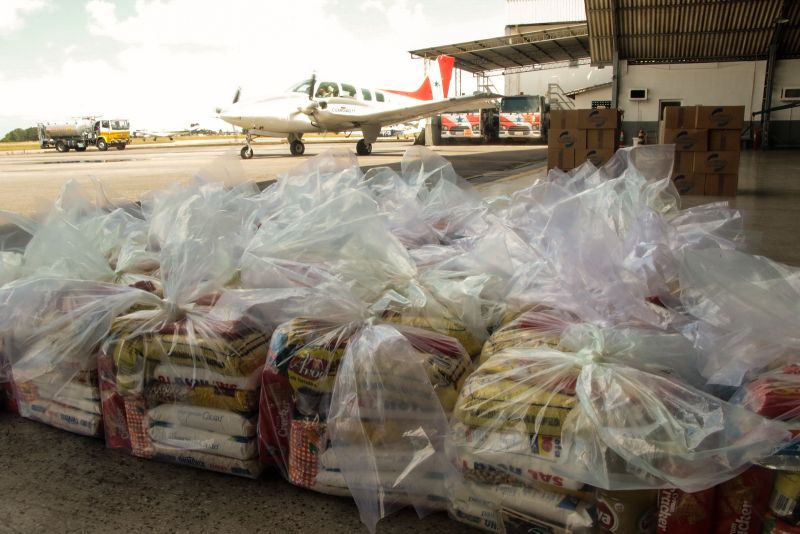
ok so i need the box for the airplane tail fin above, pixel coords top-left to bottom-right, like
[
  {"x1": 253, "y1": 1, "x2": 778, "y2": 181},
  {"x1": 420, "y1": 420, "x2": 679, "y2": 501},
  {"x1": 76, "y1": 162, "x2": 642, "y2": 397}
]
[{"x1": 384, "y1": 55, "x2": 455, "y2": 101}]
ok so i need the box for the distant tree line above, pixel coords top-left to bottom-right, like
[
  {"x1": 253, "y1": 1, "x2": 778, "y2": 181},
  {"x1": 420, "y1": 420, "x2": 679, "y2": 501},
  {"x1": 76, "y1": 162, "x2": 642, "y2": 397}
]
[{"x1": 2, "y1": 127, "x2": 38, "y2": 142}]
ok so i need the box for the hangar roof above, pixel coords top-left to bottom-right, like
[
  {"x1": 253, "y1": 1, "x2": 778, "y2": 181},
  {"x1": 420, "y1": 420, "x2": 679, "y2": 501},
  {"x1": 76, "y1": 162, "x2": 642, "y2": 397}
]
[
  {"x1": 409, "y1": 24, "x2": 591, "y2": 74},
  {"x1": 585, "y1": 0, "x2": 800, "y2": 65}
]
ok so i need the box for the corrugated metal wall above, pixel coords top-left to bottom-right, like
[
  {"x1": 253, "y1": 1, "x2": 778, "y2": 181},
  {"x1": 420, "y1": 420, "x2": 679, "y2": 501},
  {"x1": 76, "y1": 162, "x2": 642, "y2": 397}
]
[
  {"x1": 506, "y1": 0, "x2": 586, "y2": 25},
  {"x1": 586, "y1": 0, "x2": 798, "y2": 64}
]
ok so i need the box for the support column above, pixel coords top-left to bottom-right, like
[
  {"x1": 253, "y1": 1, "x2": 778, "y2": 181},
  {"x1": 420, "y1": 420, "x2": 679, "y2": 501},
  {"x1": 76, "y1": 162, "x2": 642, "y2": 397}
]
[
  {"x1": 609, "y1": 0, "x2": 621, "y2": 110},
  {"x1": 762, "y1": 39, "x2": 778, "y2": 150}
]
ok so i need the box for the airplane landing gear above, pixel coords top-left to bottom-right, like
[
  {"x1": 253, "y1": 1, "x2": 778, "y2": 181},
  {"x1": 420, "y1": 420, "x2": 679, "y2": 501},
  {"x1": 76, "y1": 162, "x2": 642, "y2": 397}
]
[
  {"x1": 356, "y1": 139, "x2": 372, "y2": 156},
  {"x1": 240, "y1": 133, "x2": 254, "y2": 159},
  {"x1": 290, "y1": 140, "x2": 305, "y2": 156}
]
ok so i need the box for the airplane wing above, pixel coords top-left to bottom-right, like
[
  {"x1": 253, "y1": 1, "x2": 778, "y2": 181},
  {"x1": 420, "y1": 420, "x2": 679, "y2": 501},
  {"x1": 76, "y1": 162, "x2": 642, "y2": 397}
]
[{"x1": 324, "y1": 93, "x2": 501, "y2": 129}]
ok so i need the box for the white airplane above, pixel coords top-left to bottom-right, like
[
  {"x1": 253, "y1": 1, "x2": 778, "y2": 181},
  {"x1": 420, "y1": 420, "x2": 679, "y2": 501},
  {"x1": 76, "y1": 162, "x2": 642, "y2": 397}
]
[
  {"x1": 131, "y1": 123, "x2": 204, "y2": 141},
  {"x1": 216, "y1": 55, "x2": 499, "y2": 158}
]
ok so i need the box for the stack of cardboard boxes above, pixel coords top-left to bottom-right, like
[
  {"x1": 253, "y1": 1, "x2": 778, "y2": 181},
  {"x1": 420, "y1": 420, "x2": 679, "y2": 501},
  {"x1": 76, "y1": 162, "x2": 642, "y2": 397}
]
[
  {"x1": 661, "y1": 106, "x2": 744, "y2": 196},
  {"x1": 548, "y1": 109, "x2": 620, "y2": 171}
]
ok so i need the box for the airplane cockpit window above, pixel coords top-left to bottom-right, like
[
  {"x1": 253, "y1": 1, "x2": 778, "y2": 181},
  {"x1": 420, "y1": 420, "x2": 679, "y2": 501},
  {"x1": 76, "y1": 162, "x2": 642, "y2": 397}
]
[
  {"x1": 341, "y1": 83, "x2": 357, "y2": 98},
  {"x1": 289, "y1": 80, "x2": 313, "y2": 94},
  {"x1": 375, "y1": 91, "x2": 385, "y2": 102},
  {"x1": 361, "y1": 88, "x2": 372, "y2": 101},
  {"x1": 315, "y1": 82, "x2": 339, "y2": 98}
]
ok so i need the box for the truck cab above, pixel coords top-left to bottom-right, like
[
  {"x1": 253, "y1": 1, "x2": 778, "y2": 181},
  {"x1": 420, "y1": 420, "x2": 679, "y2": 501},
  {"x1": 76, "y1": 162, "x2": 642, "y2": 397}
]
[{"x1": 94, "y1": 119, "x2": 131, "y2": 151}]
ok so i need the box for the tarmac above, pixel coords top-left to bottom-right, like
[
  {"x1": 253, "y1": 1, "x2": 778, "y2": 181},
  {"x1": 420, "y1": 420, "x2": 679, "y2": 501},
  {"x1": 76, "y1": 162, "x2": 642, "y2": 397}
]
[
  {"x1": 0, "y1": 140, "x2": 547, "y2": 215},
  {"x1": 0, "y1": 142, "x2": 799, "y2": 534}
]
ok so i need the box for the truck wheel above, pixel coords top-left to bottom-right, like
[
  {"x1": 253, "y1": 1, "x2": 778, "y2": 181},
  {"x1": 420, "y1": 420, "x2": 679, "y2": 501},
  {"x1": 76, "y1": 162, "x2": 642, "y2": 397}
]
[
  {"x1": 97, "y1": 139, "x2": 108, "y2": 151},
  {"x1": 55, "y1": 141, "x2": 69, "y2": 153},
  {"x1": 116, "y1": 144, "x2": 126, "y2": 150}
]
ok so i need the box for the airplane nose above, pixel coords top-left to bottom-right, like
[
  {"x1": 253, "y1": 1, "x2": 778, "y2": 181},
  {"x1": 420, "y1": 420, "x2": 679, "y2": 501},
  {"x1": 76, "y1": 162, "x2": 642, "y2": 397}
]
[{"x1": 219, "y1": 111, "x2": 244, "y2": 127}]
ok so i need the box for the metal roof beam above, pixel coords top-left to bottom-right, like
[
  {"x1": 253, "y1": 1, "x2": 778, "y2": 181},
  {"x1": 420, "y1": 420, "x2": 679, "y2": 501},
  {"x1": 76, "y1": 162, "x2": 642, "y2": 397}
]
[
  {"x1": 586, "y1": 0, "x2": 771, "y2": 11},
  {"x1": 410, "y1": 24, "x2": 587, "y2": 58},
  {"x1": 549, "y1": 38, "x2": 575, "y2": 60},
  {"x1": 591, "y1": 27, "x2": 784, "y2": 39},
  {"x1": 508, "y1": 44, "x2": 541, "y2": 65}
]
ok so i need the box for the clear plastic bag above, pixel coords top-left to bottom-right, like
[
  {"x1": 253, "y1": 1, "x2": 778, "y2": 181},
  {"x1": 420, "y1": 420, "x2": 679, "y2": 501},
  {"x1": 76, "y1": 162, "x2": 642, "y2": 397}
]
[
  {"x1": 400, "y1": 146, "x2": 490, "y2": 242},
  {"x1": 0, "y1": 278, "x2": 159, "y2": 435},
  {"x1": 259, "y1": 317, "x2": 472, "y2": 531},
  {"x1": 678, "y1": 248, "x2": 800, "y2": 386},
  {"x1": 99, "y1": 180, "x2": 276, "y2": 477},
  {"x1": 447, "y1": 306, "x2": 791, "y2": 532},
  {"x1": 730, "y1": 364, "x2": 800, "y2": 470},
  {"x1": 0, "y1": 210, "x2": 35, "y2": 411}
]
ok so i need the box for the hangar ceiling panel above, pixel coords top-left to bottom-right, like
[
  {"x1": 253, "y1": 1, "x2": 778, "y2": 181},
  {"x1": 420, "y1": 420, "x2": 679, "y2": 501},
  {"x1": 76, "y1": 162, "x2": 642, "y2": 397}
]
[
  {"x1": 410, "y1": 24, "x2": 590, "y2": 74},
  {"x1": 586, "y1": 0, "x2": 800, "y2": 65}
]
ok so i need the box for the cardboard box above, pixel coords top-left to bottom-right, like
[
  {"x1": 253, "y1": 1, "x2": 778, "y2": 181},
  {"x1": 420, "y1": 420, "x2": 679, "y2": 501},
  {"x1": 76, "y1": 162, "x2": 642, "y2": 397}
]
[
  {"x1": 585, "y1": 129, "x2": 617, "y2": 149},
  {"x1": 577, "y1": 148, "x2": 615, "y2": 167},
  {"x1": 693, "y1": 151, "x2": 741, "y2": 174},
  {"x1": 550, "y1": 128, "x2": 586, "y2": 150},
  {"x1": 663, "y1": 107, "x2": 697, "y2": 129},
  {"x1": 549, "y1": 110, "x2": 579, "y2": 129},
  {"x1": 673, "y1": 151, "x2": 694, "y2": 174},
  {"x1": 695, "y1": 106, "x2": 744, "y2": 130},
  {"x1": 577, "y1": 108, "x2": 619, "y2": 130},
  {"x1": 709, "y1": 129, "x2": 741, "y2": 151},
  {"x1": 672, "y1": 173, "x2": 705, "y2": 195},
  {"x1": 705, "y1": 174, "x2": 738, "y2": 196},
  {"x1": 548, "y1": 147, "x2": 575, "y2": 170},
  {"x1": 662, "y1": 129, "x2": 708, "y2": 151}
]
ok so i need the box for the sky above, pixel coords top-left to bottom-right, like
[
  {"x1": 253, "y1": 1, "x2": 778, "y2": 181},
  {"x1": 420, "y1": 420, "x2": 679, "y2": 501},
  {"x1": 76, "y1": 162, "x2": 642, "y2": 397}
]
[{"x1": 0, "y1": 0, "x2": 507, "y2": 134}]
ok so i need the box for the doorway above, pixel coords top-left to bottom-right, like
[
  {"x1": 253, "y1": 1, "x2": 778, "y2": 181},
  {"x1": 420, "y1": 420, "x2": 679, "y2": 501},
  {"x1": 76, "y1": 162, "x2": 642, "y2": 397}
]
[{"x1": 658, "y1": 100, "x2": 682, "y2": 143}]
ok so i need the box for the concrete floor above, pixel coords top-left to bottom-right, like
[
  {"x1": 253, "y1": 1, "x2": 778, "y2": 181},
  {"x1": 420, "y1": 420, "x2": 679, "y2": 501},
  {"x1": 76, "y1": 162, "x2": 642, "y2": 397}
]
[
  {"x1": 681, "y1": 149, "x2": 800, "y2": 266},
  {"x1": 0, "y1": 145, "x2": 798, "y2": 533}
]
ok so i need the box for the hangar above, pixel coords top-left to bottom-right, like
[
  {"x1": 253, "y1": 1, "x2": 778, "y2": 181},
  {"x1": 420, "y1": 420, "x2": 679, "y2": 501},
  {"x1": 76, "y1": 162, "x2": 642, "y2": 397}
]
[{"x1": 411, "y1": 0, "x2": 800, "y2": 147}]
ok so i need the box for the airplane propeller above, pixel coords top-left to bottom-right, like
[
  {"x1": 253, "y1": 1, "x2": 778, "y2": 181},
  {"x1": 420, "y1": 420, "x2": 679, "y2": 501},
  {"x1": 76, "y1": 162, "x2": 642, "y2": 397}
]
[
  {"x1": 298, "y1": 72, "x2": 323, "y2": 122},
  {"x1": 232, "y1": 87, "x2": 241, "y2": 105},
  {"x1": 307, "y1": 73, "x2": 316, "y2": 101}
]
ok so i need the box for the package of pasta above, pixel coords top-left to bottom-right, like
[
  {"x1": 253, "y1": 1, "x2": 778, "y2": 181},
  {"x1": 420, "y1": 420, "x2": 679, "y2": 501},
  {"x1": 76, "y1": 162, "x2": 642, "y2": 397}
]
[
  {"x1": 730, "y1": 365, "x2": 800, "y2": 470},
  {"x1": 0, "y1": 278, "x2": 158, "y2": 435},
  {"x1": 447, "y1": 308, "x2": 791, "y2": 534},
  {"x1": 259, "y1": 317, "x2": 472, "y2": 530}
]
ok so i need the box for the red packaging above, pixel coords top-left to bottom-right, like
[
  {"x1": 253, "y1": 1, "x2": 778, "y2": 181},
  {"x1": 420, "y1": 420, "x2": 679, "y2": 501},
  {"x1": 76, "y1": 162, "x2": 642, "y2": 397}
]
[
  {"x1": 714, "y1": 466, "x2": 776, "y2": 534},
  {"x1": 763, "y1": 513, "x2": 800, "y2": 533},
  {"x1": 656, "y1": 487, "x2": 716, "y2": 533},
  {"x1": 739, "y1": 375, "x2": 800, "y2": 419}
]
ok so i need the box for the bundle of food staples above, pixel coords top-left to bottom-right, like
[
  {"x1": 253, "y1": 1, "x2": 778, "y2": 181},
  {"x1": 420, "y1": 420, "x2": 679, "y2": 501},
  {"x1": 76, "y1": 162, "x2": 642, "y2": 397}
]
[
  {"x1": 445, "y1": 304, "x2": 792, "y2": 534},
  {"x1": 95, "y1": 181, "x2": 275, "y2": 477},
  {"x1": 260, "y1": 319, "x2": 471, "y2": 501},
  {"x1": 0, "y1": 210, "x2": 35, "y2": 412},
  {"x1": 0, "y1": 279, "x2": 157, "y2": 436}
]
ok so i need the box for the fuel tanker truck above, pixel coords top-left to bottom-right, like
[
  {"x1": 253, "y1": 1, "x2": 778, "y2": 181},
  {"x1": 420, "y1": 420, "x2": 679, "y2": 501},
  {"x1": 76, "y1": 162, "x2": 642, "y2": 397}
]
[{"x1": 37, "y1": 117, "x2": 131, "y2": 152}]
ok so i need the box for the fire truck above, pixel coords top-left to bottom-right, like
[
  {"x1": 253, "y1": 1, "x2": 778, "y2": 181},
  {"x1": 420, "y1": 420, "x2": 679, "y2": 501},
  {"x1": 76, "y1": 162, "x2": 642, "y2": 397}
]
[
  {"x1": 440, "y1": 111, "x2": 482, "y2": 140},
  {"x1": 496, "y1": 95, "x2": 548, "y2": 142},
  {"x1": 440, "y1": 95, "x2": 548, "y2": 144},
  {"x1": 37, "y1": 117, "x2": 131, "y2": 152}
]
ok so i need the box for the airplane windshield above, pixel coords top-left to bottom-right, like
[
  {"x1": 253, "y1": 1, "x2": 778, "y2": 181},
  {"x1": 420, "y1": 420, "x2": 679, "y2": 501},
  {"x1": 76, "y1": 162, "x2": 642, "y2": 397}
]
[{"x1": 289, "y1": 80, "x2": 313, "y2": 94}]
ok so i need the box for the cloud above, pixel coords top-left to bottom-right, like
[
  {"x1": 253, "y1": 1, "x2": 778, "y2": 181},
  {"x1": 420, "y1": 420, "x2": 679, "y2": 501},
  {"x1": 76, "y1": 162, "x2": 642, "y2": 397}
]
[
  {"x1": 0, "y1": 0, "x2": 49, "y2": 35},
  {"x1": 0, "y1": 0, "x2": 505, "y2": 131}
]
